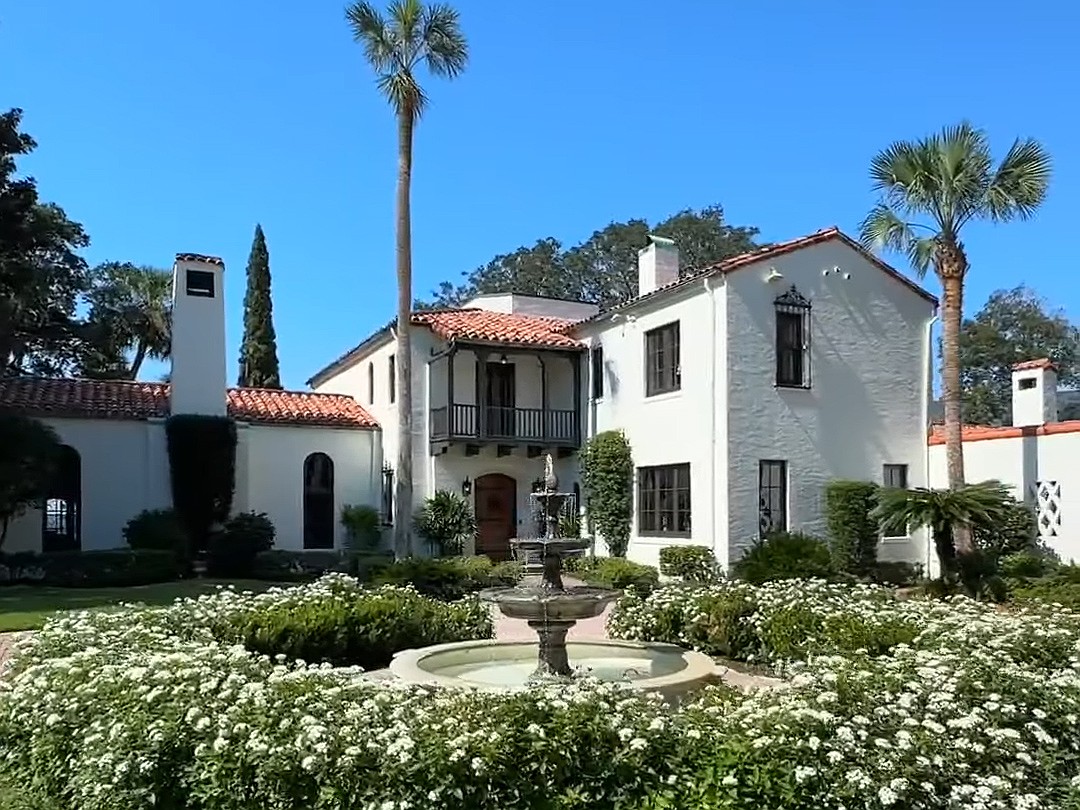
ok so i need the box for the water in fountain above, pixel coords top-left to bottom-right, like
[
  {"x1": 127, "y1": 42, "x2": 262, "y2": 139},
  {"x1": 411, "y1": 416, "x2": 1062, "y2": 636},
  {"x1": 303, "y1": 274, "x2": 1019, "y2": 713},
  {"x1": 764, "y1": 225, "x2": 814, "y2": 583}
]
[{"x1": 480, "y1": 454, "x2": 620, "y2": 680}]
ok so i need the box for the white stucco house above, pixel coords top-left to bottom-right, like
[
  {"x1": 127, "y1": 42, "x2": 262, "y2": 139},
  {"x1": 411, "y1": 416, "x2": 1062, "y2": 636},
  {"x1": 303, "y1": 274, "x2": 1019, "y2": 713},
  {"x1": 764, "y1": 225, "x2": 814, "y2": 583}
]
[
  {"x1": 309, "y1": 227, "x2": 941, "y2": 569},
  {"x1": 0, "y1": 254, "x2": 382, "y2": 554},
  {"x1": 929, "y1": 358, "x2": 1080, "y2": 563}
]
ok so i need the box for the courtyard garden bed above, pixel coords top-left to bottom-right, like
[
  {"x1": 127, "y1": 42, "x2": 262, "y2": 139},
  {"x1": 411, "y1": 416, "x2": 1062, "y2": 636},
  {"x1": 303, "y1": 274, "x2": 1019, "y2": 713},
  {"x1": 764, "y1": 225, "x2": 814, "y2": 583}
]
[{"x1": 3, "y1": 574, "x2": 1080, "y2": 808}]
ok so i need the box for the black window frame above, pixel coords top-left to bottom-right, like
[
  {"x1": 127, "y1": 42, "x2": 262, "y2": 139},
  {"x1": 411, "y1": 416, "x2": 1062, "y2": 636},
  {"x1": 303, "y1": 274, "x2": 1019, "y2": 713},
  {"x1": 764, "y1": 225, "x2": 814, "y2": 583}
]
[
  {"x1": 758, "y1": 460, "x2": 788, "y2": 539},
  {"x1": 644, "y1": 321, "x2": 681, "y2": 397},
  {"x1": 367, "y1": 361, "x2": 375, "y2": 404},
  {"x1": 591, "y1": 345, "x2": 604, "y2": 399},
  {"x1": 381, "y1": 465, "x2": 394, "y2": 526},
  {"x1": 41, "y1": 444, "x2": 81, "y2": 552},
  {"x1": 637, "y1": 463, "x2": 691, "y2": 537},
  {"x1": 388, "y1": 354, "x2": 396, "y2": 404},
  {"x1": 774, "y1": 285, "x2": 811, "y2": 388},
  {"x1": 302, "y1": 452, "x2": 335, "y2": 550},
  {"x1": 883, "y1": 463, "x2": 909, "y2": 490},
  {"x1": 185, "y1": 269, "x2": 215, "y2": 298}
]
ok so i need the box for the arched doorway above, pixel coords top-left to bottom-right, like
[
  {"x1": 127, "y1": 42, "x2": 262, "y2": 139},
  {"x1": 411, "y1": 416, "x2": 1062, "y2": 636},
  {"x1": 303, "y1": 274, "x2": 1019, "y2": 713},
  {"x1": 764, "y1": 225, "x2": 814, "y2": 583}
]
[
  {"x1": 303, "y1": 452, "x2": 334, "y2": 549},
  {"x1": 42, "y1": 444, "x2": 81, "y2": 552},
  {"x1": 473, "y1": 473, "x2": 517, "y2": 561}
]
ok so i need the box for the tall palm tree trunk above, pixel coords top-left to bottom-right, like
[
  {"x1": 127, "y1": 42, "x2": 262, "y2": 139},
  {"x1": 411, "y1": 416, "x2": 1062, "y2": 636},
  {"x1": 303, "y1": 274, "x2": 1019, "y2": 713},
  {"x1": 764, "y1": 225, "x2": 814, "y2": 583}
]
[
  {"x1": 130, "y1": 340, "x2": 148, "y2": 380},
  {"x1": 939, "y1": 260, "x2": 975, "y2": 557},
  {"x1": 393, "y1": 107, "x2": 415, "y2": 558}
]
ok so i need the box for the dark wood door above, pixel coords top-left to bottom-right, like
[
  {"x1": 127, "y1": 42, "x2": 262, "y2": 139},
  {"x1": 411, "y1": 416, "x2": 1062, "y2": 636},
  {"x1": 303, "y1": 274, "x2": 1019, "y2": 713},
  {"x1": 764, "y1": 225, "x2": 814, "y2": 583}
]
[
  {"x1": 482, "y1": 361, "x2": 516, "y2": 438},
  {"x1": 474, "y1": 473, "x2": 517, "y2": 561}
]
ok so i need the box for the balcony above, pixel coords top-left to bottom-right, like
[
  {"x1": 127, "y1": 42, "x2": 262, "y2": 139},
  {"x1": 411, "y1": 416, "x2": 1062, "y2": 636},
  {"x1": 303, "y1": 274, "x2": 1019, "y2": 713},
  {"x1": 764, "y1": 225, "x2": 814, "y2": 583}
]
[{"x1": 431, "y1": 404, "x2": 579, "y2": 446}]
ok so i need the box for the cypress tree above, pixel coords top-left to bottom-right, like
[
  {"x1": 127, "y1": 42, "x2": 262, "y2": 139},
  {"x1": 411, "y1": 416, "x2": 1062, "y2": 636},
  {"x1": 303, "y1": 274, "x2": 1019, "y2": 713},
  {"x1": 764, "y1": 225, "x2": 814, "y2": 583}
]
[{"x1": 237, "y1": 224, "x2": 282, "y2": 388}]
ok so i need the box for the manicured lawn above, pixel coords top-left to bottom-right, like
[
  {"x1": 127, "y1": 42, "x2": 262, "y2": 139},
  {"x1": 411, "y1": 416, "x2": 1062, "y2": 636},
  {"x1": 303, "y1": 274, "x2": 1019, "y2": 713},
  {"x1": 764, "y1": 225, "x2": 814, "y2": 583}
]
[{"x1": 0, "y1": 579, "x2": 281, "y2": 632}]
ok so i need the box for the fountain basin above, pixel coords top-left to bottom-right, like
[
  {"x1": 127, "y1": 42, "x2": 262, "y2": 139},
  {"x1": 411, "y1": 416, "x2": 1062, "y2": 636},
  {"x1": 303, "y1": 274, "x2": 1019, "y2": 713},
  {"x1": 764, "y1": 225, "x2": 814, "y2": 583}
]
[
  {"x1": 389, "y1": 639, "x2": 718, "y2": 701},
  {"x1": 479, "y1": 585, "x2": 619, "y2": 622}
]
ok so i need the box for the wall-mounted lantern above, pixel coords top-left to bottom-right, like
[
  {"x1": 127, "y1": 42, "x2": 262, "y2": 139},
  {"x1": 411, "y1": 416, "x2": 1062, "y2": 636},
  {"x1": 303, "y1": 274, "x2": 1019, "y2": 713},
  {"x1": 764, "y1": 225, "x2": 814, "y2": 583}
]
[{"x1": 461, "y1": 477, "x2": 472, "y2": 497}]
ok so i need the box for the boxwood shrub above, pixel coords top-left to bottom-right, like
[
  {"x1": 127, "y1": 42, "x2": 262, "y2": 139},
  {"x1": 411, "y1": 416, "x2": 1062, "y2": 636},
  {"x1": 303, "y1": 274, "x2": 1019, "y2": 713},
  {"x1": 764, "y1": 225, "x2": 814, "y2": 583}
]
[
  {"x1": 566, "y1": 556, "x2": 659, "y2": 594},
  {"x1": 731, "y1": 531, "x2": 834, "y2": 585},
  {"x1": 658, "y1": 545, "x2": 717, "y2": 581},
  {"x1": 824, "y1": 479, "x2": 880, "y2": 573}
]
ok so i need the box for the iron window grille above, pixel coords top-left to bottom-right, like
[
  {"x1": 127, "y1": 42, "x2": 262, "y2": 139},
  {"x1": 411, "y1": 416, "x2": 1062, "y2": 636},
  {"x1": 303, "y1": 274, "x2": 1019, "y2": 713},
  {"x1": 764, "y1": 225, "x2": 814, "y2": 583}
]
[
  {"x1": 758, "y1": 459, "x2": 788, "y2": 538},
  {"x1": 381, "y1": 464, "x2": 395, "y2": 526},
  {"x1": 775, "y1": 285, "x2": 811, "y2": 388}
]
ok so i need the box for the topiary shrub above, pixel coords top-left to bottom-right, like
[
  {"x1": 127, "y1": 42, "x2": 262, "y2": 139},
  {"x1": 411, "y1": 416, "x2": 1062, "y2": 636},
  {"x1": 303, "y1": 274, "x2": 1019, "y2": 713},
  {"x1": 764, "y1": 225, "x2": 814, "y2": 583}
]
[
  {"x1": 122, "y1": 508, "x2": 191, "y2": 575},
  {"x1": 164, "y1": 414, "x2": 237, "y2": 552},
  {"x1": 569, "y1": 556, "x2": 659, "y2": 594},
  {"x1": 658, "y1": 545, "x2": 717, "y2": 581},
  {"x1": 206, "y1": 511, "x2": 275, "y2": 577},
  {"x1": 412, "y1": 491, "x2": 476, "y2": 556},
  {"x1": 341, "y1": 504, "x2": 383, "y2": 551},
  {"x1": 825, "y1": 480, "x2": 880, "y2": 574},
  {"x1": 731, "y1": 531, "x2": 834, "y2": 585},
  {"x1": 580, "y1": 430, "x2": 633, "y2": 557}
]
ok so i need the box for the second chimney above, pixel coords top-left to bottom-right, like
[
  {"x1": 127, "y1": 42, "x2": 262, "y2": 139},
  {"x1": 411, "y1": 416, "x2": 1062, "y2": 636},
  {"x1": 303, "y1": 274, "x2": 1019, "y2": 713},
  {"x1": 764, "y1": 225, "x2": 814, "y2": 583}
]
[
  {"x1": 170, "y1": 253, "x2": 227, "y2": 416},
  {"x1": 1011, "y1": 358, "x2": 1058, "y2": 427},
  {"x1": 637, "y1": 234, "x2": 679, "y2": 297}
]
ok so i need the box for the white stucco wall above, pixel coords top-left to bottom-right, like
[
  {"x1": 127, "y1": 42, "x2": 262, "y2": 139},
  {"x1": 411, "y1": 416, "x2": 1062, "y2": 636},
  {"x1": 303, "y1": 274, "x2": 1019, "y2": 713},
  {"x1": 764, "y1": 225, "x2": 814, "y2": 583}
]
[
  {"x1": 724, "y1": 240, "x2": 935, "y2": 567},
  {"x1": 928, "y1": 429, "x2": 1080, "y2": 562},
  {"x1": 4, "y1": 418, "x2": 171, "y2": 553},
  {"x1": 239, "y1": 423, "x2": 381, "y2": 551},
  {"x1": 462, "y1": 293, "x2": 598, "y2": 321},
  {"x1": 580, "y1": 279, "x2": 726, "y2": 568}
]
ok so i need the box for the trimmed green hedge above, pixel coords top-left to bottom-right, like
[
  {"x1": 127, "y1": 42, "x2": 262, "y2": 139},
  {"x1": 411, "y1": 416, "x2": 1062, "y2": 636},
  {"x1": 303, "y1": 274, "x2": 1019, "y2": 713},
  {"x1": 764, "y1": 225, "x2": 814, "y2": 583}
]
[
  {"x1": 0, "y1": 549, "x2": 178, "y2": 588},
  {"x1": 658, "y1": 545, "x2": 716, "y2": 581},
  {"x1": 565, "y1": 555, "x2": 659, "y2": 593},
  {"x1": 824, "y1": 480, "x2": 880, "y2": 573},
  {"x1": 731, "y1": 532, "x2": 834, "y2": 585}
]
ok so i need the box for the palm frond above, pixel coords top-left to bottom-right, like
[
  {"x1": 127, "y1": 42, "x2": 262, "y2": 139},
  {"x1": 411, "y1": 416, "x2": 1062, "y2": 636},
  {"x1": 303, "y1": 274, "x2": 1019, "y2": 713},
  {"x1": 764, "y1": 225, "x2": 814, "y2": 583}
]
[
  {"x1": 421, "y1": 3, "x2": 468, "y2": 78},
  {"x1": 377, "y1": 71, "x2": 427, "y2": 118},
  {"x1": 986, "y1": 137, "x2": 1052, "y2": 222},
  {"x1": 345, "y1": 2, "x2": 396, "y2": 73},
  {"x1": 934, "y1": 122, "x2": 992, "y2": 233},
  {"x1": 858, "y1": 204, "x2": 936, "y2": 276}
]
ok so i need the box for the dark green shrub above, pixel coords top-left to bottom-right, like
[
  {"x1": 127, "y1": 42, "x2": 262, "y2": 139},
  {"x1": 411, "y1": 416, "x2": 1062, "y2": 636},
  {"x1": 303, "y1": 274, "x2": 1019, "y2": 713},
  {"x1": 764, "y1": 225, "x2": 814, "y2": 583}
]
[
  {"x1": 251, "y1": 549, "x2": 392, "y2": 582},
  {"x1": 122, "y1": 508, "x2": 191, "y2": 575},
  {"x1": 37, "y1": 549, "x2": 178, "y2": 587},
  {"x1": 0, "y1": 415, "x2": 62, "y2": 550},
  {"x1": 206, "y1": 511, "x2": 275, "y2": 577},
  {"x1": 684, "y1": 590, "x2": 758, "y2": 659},
  {"x1": 975, "y1": 497, "x2": 1037, "y2": 557},
  {"x1": 867, "y1": 561, "x2": 923, "y2": 587},
  {"x1": 412, "y1": 491, "x2": 476, "y2": 556},
  {"x1": 570, "y1": 556, "x2": 659, "y2": 593},
  {"x1": 341, "y1": 504, "x2": 382, "y2": 550},
  {"x1": 580, "y1": 430, "x2": 633, "y2": 557},
  {"x1": 370, "y1": 555, "x2": 520, "y2": 600},
  {"x1": 732, "y1": 532, "x2": 834, "y2": 585},
  {"x1": 825, "y1": 480, "x2": 880, "y2": 573},
  {"x1": 1013, "y1": 573, "x2": 1080, "y2": 609},
  {"x1": 164, "y1": 414, "x2": 237, "y2": 550},
  {"x1": 0, "y1": 552, "x2": 47, "y2": 584},
  {"x1": 213, "y1": 586, "x2": 493, "y2": 670},
  {"x1": 999, "y1": 550, "x2": 1057, "y2": 580},
  {"x1": 658, "y1": 545, "x2": 717, "y2": 581}
]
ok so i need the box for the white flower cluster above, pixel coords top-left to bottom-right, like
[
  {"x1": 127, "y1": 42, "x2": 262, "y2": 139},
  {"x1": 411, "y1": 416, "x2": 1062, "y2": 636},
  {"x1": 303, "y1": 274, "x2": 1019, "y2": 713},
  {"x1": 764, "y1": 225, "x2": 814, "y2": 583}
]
[{"x1": 4, "y1": 574, "x2": 1080, "y2": 808}]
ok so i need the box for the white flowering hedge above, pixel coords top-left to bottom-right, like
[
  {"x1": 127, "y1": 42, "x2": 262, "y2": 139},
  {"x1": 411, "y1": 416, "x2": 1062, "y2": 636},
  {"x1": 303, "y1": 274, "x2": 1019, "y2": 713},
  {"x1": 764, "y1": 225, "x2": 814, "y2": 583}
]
[{"x1": 4, "y1": 575, "x2": 1080, "y2": 808}]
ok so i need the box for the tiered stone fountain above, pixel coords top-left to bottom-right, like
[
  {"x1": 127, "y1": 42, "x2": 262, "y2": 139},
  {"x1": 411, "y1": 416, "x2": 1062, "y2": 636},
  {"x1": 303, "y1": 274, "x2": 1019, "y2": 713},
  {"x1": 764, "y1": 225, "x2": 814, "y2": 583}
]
[{"x1": 389, "y1": 455, "x2": 716, "y2": 700}]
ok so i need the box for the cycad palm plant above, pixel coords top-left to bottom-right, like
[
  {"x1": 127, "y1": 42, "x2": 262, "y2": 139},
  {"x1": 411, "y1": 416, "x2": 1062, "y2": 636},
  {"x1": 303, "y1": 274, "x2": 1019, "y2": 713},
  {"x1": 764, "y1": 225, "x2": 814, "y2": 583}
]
[
  {"x1": 859, "y1": 123, "x2": 1051, "y2": 556},
  {"x1": 346, "y1": 0, "x2": 468, "y2": 557}
]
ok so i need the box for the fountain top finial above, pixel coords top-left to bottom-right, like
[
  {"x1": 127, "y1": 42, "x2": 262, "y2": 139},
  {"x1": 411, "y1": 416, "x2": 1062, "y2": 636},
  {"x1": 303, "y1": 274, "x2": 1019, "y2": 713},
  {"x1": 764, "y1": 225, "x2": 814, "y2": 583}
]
[{"x1": 543, "y1": 453, "x2": 558, "y2": 492}]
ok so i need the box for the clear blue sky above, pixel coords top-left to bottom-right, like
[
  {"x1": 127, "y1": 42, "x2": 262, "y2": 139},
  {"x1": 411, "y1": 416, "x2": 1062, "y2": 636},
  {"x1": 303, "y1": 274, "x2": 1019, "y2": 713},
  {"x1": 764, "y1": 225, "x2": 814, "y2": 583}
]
[{"x1": 4, "y1": 0, "x2": 1079, "y2": 389}]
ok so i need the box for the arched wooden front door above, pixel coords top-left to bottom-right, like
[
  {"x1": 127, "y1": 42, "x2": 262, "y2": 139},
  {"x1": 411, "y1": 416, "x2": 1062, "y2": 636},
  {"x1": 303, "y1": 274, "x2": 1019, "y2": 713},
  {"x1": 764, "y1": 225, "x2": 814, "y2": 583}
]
[{"x1": 473, "y1": 473, "x2": 517, "y2": 561}]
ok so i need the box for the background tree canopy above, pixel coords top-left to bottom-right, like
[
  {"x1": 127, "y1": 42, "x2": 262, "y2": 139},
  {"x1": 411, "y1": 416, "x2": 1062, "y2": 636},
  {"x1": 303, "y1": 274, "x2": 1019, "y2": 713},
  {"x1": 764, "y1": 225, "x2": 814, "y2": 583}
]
[
  {"x1": 418, "y1": 204, "x2": 761, "y2": 310},
  {"x1": 948, "y1": 285, "x2": 1080, "y2": 425}
]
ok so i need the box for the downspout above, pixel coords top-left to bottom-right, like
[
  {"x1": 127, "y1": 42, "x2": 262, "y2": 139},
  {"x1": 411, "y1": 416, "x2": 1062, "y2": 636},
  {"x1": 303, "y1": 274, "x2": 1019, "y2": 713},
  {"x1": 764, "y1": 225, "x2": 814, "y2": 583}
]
[
  {"x1": 704, "y1": 277, "x2": 720, "y2": 560},
  {"x1": 922, "y1": 311, "x2": 939, "y2": 576}
]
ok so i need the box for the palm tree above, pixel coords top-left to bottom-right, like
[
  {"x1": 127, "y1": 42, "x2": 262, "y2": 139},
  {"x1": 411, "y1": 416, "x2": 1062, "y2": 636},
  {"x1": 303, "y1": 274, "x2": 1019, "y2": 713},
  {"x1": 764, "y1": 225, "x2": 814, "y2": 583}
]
[
  {"x1": 859, "y1": 123, "x2": 1051, "y2": 555},
  {"x1": 346, "y1": 0, "x2": 468, "y2": 557},
  {"x1": 84, "y1": 263, "x2": 172, "y2": 379},
  {"x1": 872, "y1": 480, "x2": 1014, "y2": 595}
]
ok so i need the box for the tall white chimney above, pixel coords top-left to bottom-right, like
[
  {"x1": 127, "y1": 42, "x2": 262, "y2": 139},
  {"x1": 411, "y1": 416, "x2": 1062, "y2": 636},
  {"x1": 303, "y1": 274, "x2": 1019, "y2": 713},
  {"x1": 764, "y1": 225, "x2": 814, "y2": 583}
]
[
  {"x1": 1011, "y1": 358, "x2": 1058, "y2": 427},
  {"x1": 170, "y1": 253, "x2": 227, "y2": 416},
  {"x1": 637, "y1": 234, "x2": 679, "y2": 297}
]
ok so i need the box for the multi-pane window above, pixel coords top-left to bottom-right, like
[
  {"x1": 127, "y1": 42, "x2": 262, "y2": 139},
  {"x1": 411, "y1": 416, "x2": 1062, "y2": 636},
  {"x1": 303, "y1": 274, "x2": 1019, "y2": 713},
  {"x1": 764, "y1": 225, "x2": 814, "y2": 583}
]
[
  {"x1": 645, "y1": 322, "x2": 680, "y2": 396},
  {"x1": 883, "y1": 464, "x2": 909, "y2": 490},
  {"x1": 775, "y1": 285, "x2": 811, "y2": 388},
  {"x1": 591, "y1": 345, "x2": 604, "y2": 399},
  {"x1": 758, "y1": 460, "x2": 788, "y2": 538},
  {"x1": 637, "y1": 463, "x2": 691, "y2": 536},
  {"x1": 41, "y1": 444, "x2": 81, "y2": 553},
  {"x1": 388, "y1": 354, "x2": 396, "y2": 404},
  {"x1": 381, "y1": 465, "x2": 395, "y2": 526}
]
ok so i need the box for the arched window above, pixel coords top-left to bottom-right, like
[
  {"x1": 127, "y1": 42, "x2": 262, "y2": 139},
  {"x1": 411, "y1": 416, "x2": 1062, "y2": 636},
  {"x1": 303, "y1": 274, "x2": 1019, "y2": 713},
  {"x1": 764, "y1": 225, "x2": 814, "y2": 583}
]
[
  {"x1": 303, "y1": 452, "x2": 334, "y2": 549},
  {"x1": 367, "y1": 361, "x2": 374, "y2": 404},
  {"x1": 42, "y1": 444, "x2": 81, "y2": 552}
]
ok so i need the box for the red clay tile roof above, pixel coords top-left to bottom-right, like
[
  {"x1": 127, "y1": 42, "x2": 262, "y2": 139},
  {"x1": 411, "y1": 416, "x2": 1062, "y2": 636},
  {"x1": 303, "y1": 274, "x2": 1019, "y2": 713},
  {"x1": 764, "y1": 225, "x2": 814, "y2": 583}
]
[
  {"x1": 412, "y1": 309, "x2": 583, "y2": 349},
  {"x1": 0, "y1": 378, "x2": 377, "y2": 429},
  {"x1": 563, "y1": 227, "x2": 937, "y2": 330},
  {"x1": 928, "y1": 420, "x2": 1080, "y2": 445},
  {"x1": 175, "y1": 253, "x2": 224, "y2": 267},
  {"x1": 1013, "y1": 357, "x2": 1058, "y2": 371}
]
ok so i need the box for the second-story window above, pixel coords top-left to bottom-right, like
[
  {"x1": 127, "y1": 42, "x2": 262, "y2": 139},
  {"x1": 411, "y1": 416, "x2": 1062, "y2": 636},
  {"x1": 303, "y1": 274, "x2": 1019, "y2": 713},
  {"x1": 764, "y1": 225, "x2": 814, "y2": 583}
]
[
  {"x1": 645, "y1": 321, "x2": 680, "y2": 396},
  {"x1": 367, "y1": 361, "x2": 374, "y2": 404},
  {"x1": 775, "y1": 285, "x2": 811, "y2": 388},
  {"x1": 591, "y1": 345, "x2": 604, "y2": 399},
  {"x1": 388, "y1": 354, "x2": 396, "y2": 404}
]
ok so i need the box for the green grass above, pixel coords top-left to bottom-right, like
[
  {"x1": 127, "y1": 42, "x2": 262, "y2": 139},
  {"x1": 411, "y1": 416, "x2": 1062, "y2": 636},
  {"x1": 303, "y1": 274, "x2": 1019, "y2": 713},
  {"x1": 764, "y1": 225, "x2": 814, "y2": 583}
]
[{"x1": 0, "y1": 579, "x2": 281, "y2": 632}]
